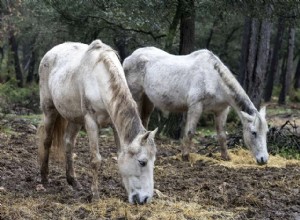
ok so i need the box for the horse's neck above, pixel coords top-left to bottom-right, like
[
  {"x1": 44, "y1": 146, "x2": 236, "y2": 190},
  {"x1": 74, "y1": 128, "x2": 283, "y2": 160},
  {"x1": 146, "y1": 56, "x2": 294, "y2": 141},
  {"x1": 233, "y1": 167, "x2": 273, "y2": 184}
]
[
  {"x1": 228, "y1": 93, "x2": 257, "y2": 120},
  {"x1": 212, "y1": 56, "x2": 257, "y2": 117},
  {"x1": 109, "y1": 101, "x2": 145, "y2": 145},
  {"x1": 101, "y1": 55, "x2": 145, "y2": 145}
]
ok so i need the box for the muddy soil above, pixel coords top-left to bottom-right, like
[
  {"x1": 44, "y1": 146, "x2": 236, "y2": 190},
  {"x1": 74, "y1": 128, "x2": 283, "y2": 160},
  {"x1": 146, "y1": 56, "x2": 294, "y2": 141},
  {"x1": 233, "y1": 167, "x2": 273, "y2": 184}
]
[{"x1": 0, "y1": 115, "x2": 300, "y2": 219}]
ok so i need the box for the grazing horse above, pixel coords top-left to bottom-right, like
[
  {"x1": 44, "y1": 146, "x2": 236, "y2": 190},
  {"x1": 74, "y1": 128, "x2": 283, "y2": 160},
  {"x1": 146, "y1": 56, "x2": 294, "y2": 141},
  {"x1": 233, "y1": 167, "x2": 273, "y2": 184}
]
[
  {"x1": 38, "y1": 40, "x2": 157, "y2": 204},
  {"x1": 123, "y1": 47, "x2": 269, "y2": 165}
]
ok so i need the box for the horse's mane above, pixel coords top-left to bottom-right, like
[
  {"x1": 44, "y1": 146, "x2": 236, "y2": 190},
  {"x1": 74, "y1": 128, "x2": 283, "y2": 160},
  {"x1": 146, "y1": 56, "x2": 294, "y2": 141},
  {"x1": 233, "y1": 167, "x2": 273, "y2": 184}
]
[
  {"x1": 209, "y1": 52, "x2": 257, "y2": 115},
  {"x1": 89, "y1": 40, "x2": 144, "y2": 143}
]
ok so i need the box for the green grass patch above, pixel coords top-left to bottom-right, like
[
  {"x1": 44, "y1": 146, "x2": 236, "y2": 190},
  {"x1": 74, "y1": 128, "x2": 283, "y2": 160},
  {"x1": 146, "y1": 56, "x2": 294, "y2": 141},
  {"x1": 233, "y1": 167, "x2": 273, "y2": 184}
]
[{"x1": 277, "y1": 148, "x2": 300, "y2": 160}]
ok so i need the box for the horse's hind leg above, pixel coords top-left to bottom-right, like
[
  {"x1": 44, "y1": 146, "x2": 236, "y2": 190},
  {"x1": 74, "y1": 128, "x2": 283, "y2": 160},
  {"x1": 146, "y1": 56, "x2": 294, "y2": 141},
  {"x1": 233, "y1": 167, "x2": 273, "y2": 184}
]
[
  {"x1": 40, "y1": 107, "x2": 58, "y2": 184},
  {"x1": 182, "y1": 103, "x2": 203, "y2": 161},
  {"x1": 215, "y1": 107, "x2": 230, "y2": 160},
  {"x1": 64, "y1": 122, "x2": 82, "y2": 189},
  {"x1": 84, "y1": 114, "x2": 102, "y2": 200}
]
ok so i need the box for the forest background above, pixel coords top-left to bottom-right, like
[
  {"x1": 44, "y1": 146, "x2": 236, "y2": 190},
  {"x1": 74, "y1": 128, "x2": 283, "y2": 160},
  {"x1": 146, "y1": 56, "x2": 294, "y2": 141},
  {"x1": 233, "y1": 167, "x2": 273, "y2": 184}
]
[{"x1": 1, "y1": 0, "x2": 300, "y2": 139}]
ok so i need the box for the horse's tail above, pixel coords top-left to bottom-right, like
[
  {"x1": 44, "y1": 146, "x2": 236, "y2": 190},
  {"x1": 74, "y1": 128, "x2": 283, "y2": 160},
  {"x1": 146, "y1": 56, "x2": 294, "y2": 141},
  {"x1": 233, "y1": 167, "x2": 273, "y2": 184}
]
[{"x1": 37, "y1": 114, "x2": 67, "y2": 165}]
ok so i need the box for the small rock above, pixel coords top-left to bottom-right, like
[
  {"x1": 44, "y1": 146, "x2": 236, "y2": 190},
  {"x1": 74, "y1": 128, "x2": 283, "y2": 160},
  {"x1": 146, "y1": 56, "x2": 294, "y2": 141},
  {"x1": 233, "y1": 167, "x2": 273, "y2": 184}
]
[{"x1": 36, "y1": 184, "x2": 46, "y2": 192}]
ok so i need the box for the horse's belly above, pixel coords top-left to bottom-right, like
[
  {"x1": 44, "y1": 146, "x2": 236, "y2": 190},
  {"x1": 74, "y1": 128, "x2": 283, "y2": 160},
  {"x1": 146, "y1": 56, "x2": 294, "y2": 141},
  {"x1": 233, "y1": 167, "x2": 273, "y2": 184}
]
[
  {"x1": 145, "y1": 87, "x2": 188, "y2": 112},
  {"x1": 53, "y1": 97, "x2": 84, "y2": 122}
]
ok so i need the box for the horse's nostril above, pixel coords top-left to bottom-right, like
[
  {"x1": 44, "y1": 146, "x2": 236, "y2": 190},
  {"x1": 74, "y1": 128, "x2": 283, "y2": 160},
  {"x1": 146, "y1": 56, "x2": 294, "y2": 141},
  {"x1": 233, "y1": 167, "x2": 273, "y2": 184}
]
[
  {"x1": 143, "y1": 196, "x2": 148, "y2": 204},
  {"x1": 257, "y1": 157, "x2": 267, "y2": 165},
  {"x1": 132, "y1": 194, "x2": 139, "y2": 204}
]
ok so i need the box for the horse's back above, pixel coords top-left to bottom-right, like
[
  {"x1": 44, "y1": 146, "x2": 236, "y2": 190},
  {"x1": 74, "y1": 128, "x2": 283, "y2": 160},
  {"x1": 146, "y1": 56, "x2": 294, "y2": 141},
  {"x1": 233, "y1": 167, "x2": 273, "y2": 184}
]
[
  {"x1": 39, "y1": 42, "x2": 90, "y2": 120},
  {"x1": 125, "y1": 47, "x2": 227, "y2": 112},
  {"x1": 39, "y1": 42, "x2": 88, "y2": 91}
]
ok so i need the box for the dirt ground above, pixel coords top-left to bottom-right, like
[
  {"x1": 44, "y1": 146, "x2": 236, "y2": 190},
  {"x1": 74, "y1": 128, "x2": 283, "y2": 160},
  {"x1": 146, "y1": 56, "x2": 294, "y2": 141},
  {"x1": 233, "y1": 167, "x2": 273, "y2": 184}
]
[{"x1": 0, "y1": 111, "x2": 300, "y2": 220}]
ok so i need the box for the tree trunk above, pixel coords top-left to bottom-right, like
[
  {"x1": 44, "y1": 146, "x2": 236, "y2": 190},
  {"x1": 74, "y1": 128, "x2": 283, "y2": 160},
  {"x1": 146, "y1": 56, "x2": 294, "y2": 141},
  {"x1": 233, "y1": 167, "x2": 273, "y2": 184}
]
[
  {"x1": 279, "y1": 26, "x2": 295, "y2": 104},
  {"x1": 249, "y1": 18, "x2": 272, "y2": 108},
  {"x1": 26, "y1": 49, "x2": 36, "y2": 84},
  {"x1": 164, "y1": 0, "x2": 182, "y2": 52},
  {"x1": 294, "y1": 58, "x2": 300, "y2": 90},
  {"x1": 114, "y1": 35, "x2": 128, "y2": 63},
  {"x1": 238, "y1": 16, "x2": 251, "y2": 86},
  {"x1": 179, "y1": 0, "x2": 195, "y2": 55},
  {"x1": 239, "y1": 4, "x2": 272, "y2": 109},
  {"x1": 8, "y1": 29, "x2": 23, "y2": 87},
  {"x1": 264, "y1": 18, "x2": 285, "y2": 102},
  {"x1": 206, "y1": 14, "x2": 223, "y2": 50}
]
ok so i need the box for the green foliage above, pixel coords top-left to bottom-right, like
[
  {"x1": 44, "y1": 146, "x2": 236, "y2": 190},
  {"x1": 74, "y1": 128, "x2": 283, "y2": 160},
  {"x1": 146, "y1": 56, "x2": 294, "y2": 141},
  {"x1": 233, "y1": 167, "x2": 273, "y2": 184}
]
[
  {"x1": 277, "y1": 148, "x2": 300, "y2": 160},
  {"x1": 0, "y1": 80, "x2": 40, "y2": 114},
  {"x1": 290, "y1": 89, "x2": 300, "y2": 102}
]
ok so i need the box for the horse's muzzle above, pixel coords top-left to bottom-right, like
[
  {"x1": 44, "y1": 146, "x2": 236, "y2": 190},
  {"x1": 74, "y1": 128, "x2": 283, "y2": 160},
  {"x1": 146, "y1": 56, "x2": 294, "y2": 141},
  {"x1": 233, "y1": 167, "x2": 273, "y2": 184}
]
[
  {"x1": 132, "y1": 194, "x2": 148, "y2": 205},
  {"x1": 256, "y1": 156, "x2": 268, "y2": 165}
]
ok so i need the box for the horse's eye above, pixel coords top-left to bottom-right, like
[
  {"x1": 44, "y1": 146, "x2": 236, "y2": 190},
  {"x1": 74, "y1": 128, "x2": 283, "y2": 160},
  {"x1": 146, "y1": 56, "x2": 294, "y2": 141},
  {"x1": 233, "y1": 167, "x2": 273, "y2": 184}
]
[
  {"x1": 138, "y1": 160, "x2": 147, "y2": 167},
  {"x1": 252, "y1": 131, "x2": 257, "y2": 137}
]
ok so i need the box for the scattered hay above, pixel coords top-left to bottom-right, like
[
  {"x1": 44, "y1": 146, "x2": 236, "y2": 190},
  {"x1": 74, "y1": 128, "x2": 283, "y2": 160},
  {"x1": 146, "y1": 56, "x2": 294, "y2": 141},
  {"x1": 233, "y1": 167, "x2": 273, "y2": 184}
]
[
  {"x1": 0, "y1": 192, "x2": 240, "y2": 220},
  {"x1": 170, "y1": 148, "x2": 300, "y2": 168}
]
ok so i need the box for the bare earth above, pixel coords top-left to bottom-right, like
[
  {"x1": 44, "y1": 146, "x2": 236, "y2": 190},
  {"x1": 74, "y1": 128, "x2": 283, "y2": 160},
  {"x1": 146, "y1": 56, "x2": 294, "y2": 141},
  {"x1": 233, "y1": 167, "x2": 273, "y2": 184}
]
[{"x1": 0, "y1": 113, "x2": 300, "y2": 220}]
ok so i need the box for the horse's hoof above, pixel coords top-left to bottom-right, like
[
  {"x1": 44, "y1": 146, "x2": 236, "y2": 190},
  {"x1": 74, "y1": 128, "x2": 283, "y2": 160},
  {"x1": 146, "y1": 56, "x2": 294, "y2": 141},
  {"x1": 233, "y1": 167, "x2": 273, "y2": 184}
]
[
  {"x1": 92, "y1": 193, "x2": 100, "y2": 202},
  {"x1": 67, "y1": 178, "x2": 82, "y2": 190},
  {"x1": 69, "y1": 180, "x2": 82, "y2": 190},
  {"x1": 72, "y1": 181, "x2": 83, "y2": 190},
  {"x1": 182, "y1": 154, "x2": 190, "y2": 161},
  {"x1": 221, "y1": 154, "x2": 231, "y2": 161}
]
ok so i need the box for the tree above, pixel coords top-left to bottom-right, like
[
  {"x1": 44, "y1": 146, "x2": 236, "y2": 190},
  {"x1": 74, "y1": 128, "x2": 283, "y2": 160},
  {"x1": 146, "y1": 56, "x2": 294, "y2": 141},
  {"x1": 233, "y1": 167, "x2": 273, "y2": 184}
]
[
  {"x1": 179, "y1": 0, "x2": 195, "y2": 54},
  {"x1": 264, "y1": 18, "x2": 285, "y2": 102},
  {"x1": 279, "y1": 25, "x2": 295, "y2": 105},
  {"x1": 294, "y1": 58, "x2": 300, "y2": 90},
  {"x1": 8, "y1": 28, "x2": 23, "y2": 87},
  {"x1": 238, "y1": 4, "x2": 272, "y2": 108}
]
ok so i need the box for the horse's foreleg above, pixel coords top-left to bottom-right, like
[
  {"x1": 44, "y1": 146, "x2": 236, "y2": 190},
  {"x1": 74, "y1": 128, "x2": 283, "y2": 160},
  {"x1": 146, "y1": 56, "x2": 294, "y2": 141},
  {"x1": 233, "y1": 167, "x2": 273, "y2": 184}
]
[
  {"x1": 215, "y1": 107, "x2": 230, "y2": 160},
  {"x1": 112, "y1": 125, "x2": 120, "y2": 149},
  {"x1": 182, "y1": 103, "x2": 203, "y2": 161},
  {"x1": 85, "y1": 114, "x2": 101, "y2": 200},
  {"x1": 64, "y1": 122, "x2": 82, "y2": 189},
  {"x1": 40, "y1": 110, "x2": 58, "y2": 184}
]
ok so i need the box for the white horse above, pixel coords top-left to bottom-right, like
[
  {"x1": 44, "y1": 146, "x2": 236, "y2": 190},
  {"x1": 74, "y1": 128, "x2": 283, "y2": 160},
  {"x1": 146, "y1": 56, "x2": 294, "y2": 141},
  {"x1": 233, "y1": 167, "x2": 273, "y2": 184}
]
[
  {"x1": 123, "y1": 47, "x2": 269, "y2": 165},
  {"x1": 38, "y1": 40, "x2": 157, "y2": 204}
]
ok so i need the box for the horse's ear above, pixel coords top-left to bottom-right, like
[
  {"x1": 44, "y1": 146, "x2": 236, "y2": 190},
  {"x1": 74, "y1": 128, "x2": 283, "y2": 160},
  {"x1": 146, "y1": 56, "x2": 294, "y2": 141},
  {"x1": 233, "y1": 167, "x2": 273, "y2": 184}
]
[
  {"x1": 259, "y1": 106, "x2": 266, "y2": 118},
  {"x1": 241, "y1": 111, "x2": 255, "y2": 123},
  {"x1": 127, "y1": 135, "x2": 146, "y2": 154},
  {"x1": 140, "y1": 131, "x2": 151, "y2": 142},
  {"x1": 128, "y1": 129, "x2": 158, "y2": 154},
  {"x1": 148, "y1": 128, "x2": 158, "y2": 140}
]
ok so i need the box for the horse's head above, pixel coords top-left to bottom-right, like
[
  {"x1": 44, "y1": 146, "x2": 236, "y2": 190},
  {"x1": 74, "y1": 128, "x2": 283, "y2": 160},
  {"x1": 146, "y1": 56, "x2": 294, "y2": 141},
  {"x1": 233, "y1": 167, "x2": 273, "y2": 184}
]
[
  {"x1": 241, "y1": 106, "x2": 269, "y2": 165},
  {"x1": 117, "y1": 128, "x2": 157, "y2": 204}
]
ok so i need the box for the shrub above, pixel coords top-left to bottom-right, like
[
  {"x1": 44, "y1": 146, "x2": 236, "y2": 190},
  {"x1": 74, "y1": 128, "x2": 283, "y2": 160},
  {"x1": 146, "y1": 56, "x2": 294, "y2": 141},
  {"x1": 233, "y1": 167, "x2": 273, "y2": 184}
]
[{"x1": 0, "y1": 80, "x2": 40, "y2": 114}]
